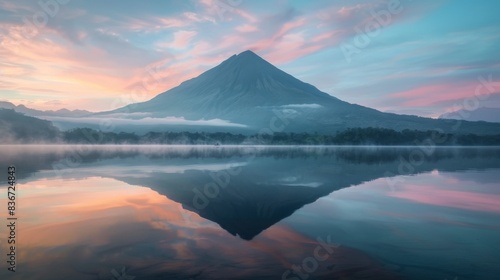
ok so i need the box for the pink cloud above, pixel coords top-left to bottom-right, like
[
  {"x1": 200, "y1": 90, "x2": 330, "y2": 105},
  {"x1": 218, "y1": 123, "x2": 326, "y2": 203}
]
[
  {"x1": 263, "y1": 33, "x2": 323, "y2": 64},
  {"x1": 389, "y1": 81, "x2": 497, "y2": 108},
  {"x1": 235, "y1": 24, "x2": 258, "y2": 33},
  {"x1": 311, "y1": 30, "x2": 343, "y2": 43},
  {"x1": 124, "y1": 17, "x2": 187, "y2": 33},
  {"x1": 158, "y1": 30, "x2": 197, "y2": 49},
  {"x1": 234, "y1": 8, "x2": 258, "y2": 23}
]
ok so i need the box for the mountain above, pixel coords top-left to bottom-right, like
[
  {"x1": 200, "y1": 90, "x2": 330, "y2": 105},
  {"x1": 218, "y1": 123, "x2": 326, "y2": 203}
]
[
  {"x1": 115, "y1": 50, "x2": 339, "y2": 118},
  {"x1": 0, "y1": 101, "x2": 92, "y2": 117},
  {"x1": 439, "y1": 107, "x2": 500, "y2": 123},
  {"x1": 99, "y1": 50, "x2": 500, "y2": 135},
  {"x1": 0, "y1": 109, "x2": 60, "y2": 143}
]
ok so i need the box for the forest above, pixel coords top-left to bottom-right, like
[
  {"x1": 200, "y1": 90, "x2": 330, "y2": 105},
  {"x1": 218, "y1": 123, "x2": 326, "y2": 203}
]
[{"x1": 63, "y1": 127, "x2": 500, "y2": 146}]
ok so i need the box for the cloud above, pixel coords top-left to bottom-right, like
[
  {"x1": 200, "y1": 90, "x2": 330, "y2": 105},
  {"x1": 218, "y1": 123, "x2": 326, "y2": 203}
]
[
  {"x1": 123, "y1": 17, "x2": 187, "y2": 33},
  {"x1": 197, "y1": 0, "x2": 254, "y2": 22},
  {"x1": 94, "y1": 112, "x2": 153, "y2": 119},
  {"x1": 42, "y1": 115, "x2": 248, "y2": 128},
  {"x1": 158, "y1": 30, "x2": 198, "y2": 49},
  {"x1": 280, "y1": 103, "x2": 323, "y2": 109},
  {"x1": 235, "y1": 24, "x2": 257, "y2": 33}
]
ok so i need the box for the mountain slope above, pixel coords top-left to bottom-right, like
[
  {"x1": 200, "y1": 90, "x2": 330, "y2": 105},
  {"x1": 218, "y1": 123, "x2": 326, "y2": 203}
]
[
  {"x1": 440, "y1": 107, "x2": 500, "y2": 123},
  {"x1": 105, "y1": 50, "x2": 500, "y2": 135},
  {"x1": 0, "y1": 109, "x2": 60, "y2": 143}
]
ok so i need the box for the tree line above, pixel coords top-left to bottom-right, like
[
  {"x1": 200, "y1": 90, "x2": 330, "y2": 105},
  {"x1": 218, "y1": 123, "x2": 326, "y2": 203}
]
[{"x1": 62, "y1": 127, "x2": 500, "y2": 146}]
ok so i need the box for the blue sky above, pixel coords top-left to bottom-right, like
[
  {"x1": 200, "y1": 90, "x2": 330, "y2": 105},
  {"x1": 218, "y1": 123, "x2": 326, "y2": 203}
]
[{"x1": 0, "y1": 0, "x2": 499, "y2": 117}]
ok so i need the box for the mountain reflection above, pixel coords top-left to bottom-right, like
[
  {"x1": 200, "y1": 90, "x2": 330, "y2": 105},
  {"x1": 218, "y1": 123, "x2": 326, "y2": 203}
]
[{"x1": 2, "y1": 146, "x2": 500, "y2": 241}]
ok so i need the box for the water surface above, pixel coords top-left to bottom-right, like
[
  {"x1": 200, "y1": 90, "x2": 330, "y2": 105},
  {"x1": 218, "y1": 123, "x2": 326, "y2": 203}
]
[{"x1": 0, "y1": 146, "x2": 499, "y2": 280}]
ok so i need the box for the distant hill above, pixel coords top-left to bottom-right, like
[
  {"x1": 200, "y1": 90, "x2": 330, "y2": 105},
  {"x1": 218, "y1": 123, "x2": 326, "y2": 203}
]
[
  {"x1": 93, "y1": 50, "x2": 500, "y2": 135},
  {"x1": 439, "y1": 107, "x2": 500, "y2": 123},
  {"x1": 0, "y1": 109, "x2": 60, "y2": 143},
  {"x1": 0, "y1": 101, "x2": 92, "y2": 117}
]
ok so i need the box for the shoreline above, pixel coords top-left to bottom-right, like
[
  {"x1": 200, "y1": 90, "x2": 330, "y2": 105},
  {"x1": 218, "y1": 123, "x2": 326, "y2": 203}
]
[{"x1": 1, "y1": 144, "x2": 500, "y2": 148}]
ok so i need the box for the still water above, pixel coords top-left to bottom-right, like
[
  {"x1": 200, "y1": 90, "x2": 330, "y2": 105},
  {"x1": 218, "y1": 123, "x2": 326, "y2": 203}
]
[{"x1": 0, "y1": 145, "x2": 499, "y2": 280}]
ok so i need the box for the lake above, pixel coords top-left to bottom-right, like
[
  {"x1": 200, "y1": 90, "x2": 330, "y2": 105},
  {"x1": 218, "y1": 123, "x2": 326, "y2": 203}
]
[{"x1": 0, "y1": 145, "x2": 499, "y2": 280}]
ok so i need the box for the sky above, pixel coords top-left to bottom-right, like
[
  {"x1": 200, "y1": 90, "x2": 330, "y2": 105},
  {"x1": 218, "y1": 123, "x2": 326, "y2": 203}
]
[{"x1": 0, "y1": 0, "x2": 499, "y2": 117}]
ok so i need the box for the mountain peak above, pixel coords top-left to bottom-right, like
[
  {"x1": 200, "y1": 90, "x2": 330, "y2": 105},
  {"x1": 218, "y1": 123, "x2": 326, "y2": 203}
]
[
  {"x1": 237, "y1": 50, "x2": 260, "y2": 58},
  {"x1": 225, "y1": 49, "x2": 268, "y2": 66}
]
